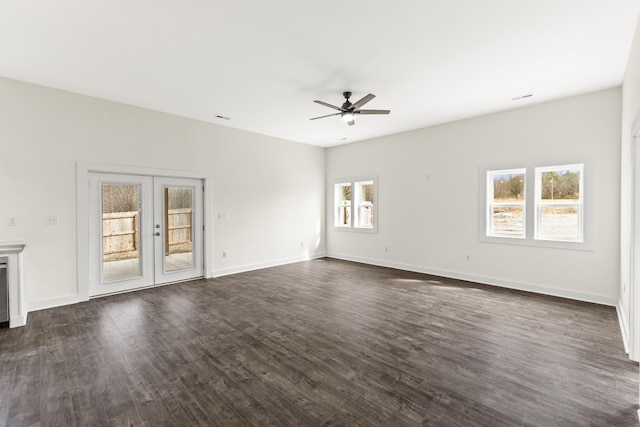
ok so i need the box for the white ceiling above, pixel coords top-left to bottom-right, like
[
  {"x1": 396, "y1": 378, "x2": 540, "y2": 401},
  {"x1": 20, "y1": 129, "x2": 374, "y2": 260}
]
[{"x1": 1, "y1": 1, "x2": 639, "y2": 147}]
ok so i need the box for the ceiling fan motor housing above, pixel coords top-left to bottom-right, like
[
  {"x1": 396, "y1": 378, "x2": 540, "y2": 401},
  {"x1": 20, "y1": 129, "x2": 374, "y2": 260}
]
[{"x1": 342, "y1": 92, "x2": 352, "y2": 110}]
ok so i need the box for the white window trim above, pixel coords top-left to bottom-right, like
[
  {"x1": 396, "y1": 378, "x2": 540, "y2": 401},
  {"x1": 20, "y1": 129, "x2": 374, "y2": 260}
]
[
  {"x1": 486, "y1": 168, "x2": 526, "y2": 239},
  {"x1": 534, "y1": 164, "x2": 584, "y2": 243},
  {"x1": 479, "y1": 161, "x2": 593, "y2": 251},
  {"x1": 334, "y1": 181, "x2": 352, "y2": 229},
  {"x1": 333, "y1": 177, "x2": 378, "y2": 233}
]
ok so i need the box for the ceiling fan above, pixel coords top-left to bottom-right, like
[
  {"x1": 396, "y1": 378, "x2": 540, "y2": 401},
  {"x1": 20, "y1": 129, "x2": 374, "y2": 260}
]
[{"x1": 310, "y1": 91, "x2": 390, "y2": 126}]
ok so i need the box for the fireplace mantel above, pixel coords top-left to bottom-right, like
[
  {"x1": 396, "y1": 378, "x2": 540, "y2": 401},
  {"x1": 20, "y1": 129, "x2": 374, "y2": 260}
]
[{"x1": 0, "y1": 241, "x2": 26, "y2": 328}]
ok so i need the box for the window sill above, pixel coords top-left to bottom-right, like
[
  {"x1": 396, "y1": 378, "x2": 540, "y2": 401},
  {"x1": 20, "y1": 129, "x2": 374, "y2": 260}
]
[
  {"x1": 480, "y1": 234, "x2": 592, "y2": 251},
  {"x1": 332, "y1": 226, "x2": 378, "y2": 234}
]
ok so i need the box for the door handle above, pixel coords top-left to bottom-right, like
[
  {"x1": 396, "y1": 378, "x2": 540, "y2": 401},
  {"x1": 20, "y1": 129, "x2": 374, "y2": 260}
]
[{"x1": 155, "y1": 232, "x2": 160, "y2": 236}]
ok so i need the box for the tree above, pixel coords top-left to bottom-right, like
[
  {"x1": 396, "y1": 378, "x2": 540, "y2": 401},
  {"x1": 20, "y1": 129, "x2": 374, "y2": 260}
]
[
  {"x1": 101, "y1": 186, "x2": 194, "y2": 214},
  {"x1": 541, "y1": 171, "x2": 579, "y2": 200},
  {"x1": 341, "y1": 185, "x2": 351, "y2": 225},
  {"x1": 102, "y1": 185, "x2": 138, "y2": 213},
  {"x1": 493, "y1": 174, "x2": 524, "y2": 201},
  {"x1": 167, "y1": 188, "x2": 193, "y2": 209},
  {"x1": 361, "y1": 183, "x2": 373, "y2": 203}
]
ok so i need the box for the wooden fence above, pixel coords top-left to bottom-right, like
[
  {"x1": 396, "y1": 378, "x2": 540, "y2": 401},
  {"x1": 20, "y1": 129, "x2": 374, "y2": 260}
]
[
  {"x1": 165, "y1": 208, "x2": 193, "y2": 254},
  {"x1": 103, "y1": 211, "x2": 138, "y2": 255},
  {"x1": 103, "y1": 209, "x2": 192, "y2": 260}
]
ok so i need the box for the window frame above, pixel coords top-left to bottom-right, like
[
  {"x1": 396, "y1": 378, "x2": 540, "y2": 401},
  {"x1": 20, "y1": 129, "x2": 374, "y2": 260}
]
[
  {"x1": 480, "y1": 161, "x2": 592, "y2": 251},
  {"x1": 486, "y1": 168, "x2": 527, "y2": 239},
  {"x1": 333, "y1": 177, "x2": 378, "y2": 233},
  {"x1": 534, "y1": 164, "x2": 584, "y2": 243},
  {"x1": 334, "y1": 181, "x2": 352, "y2": 228}
]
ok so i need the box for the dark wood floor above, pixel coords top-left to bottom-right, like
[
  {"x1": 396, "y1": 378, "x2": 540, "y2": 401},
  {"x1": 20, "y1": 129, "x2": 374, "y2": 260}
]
[{"x1": 0, "y1": 258, "x2": 638, "y2": 426}]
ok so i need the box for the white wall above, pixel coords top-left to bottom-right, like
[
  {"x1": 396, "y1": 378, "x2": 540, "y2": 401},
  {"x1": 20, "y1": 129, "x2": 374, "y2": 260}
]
[
  {"x1": 0, "y1": 73, "x2": 625, "y2": 317},
  {"x1": 327, "y1": 88, "x2": 621, "y2": 304},
  {"x1": 620, "y1": 13, "x2": 640, "y2": 354},
  {"x1": 0, "y1": 77, "x2": 326, "y2": 309}
]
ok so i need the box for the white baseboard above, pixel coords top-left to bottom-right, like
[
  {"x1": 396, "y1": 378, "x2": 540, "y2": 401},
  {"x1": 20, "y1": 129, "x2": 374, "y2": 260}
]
[
  {"x1": 22, "y1": 254, "x2": 327, "y2": 315},
  {"x1": 23, "y1": 253, "x2": 618, "y2": 326},
  {"x1": 212, "y1": 253, "x2": 327, "y2": 278},
  {"x1": 327, "y1": 253, "x2": 618, "y2": 307},
  {"x1": 27, "y1": 294, "x2": 81, "y2": 313},
  {"x1": 10, "y1": 314, "x2": 27, "y2": 328},
  {"x1": 617, "y1": 301, "x2": 630, "y2": 355}
]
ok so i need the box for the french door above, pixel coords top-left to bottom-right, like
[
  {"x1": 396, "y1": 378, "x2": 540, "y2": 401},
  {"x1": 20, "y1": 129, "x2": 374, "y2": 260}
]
[{"x1": 89, "y1": 173, "x2": 203, "y2": 297}]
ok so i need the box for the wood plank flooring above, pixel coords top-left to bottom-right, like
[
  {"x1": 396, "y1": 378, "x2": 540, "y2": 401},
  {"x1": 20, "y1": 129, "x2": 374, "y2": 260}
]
[{"x1": 0, "y1": 258, "x2": 638, "y2": 426}]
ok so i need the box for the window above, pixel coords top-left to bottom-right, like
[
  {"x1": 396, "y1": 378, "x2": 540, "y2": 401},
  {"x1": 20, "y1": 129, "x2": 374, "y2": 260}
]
[
  {"x1": 355, "y1": 180, "x2": 374, "y2": 229},
  {"x1": 335, "y1": 182, "x2": 352, "y2": 228},
  {"x1": 486, "y1": 169, "x2": 526, "y2": 238},
  {"x1": 482, "y1": 163, "x2": 587, "y2": 249},
  {"x1": 535, "y1": 164, "x2": 583, "y2": 242},
  {"x1": 334, "y1": 178, "x2": 377, "y2": 232}
]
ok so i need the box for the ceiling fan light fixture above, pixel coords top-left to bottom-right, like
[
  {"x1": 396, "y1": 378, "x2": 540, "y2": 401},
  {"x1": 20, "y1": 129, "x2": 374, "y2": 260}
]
[{"x1": 342, "y1": 112, "x2": 355, "y2": 125}]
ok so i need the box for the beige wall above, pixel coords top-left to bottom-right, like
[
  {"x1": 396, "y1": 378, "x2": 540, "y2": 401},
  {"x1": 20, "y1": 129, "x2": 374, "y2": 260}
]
[
  {"x1": 0, "y1": 77, "x2": 326, "y2": 309},
  {"x1": 327, "y1": 88, "x2": 621, "y2": 304}
]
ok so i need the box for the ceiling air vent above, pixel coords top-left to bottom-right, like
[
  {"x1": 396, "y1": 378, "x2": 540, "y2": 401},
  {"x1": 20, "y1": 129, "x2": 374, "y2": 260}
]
[{"x1": 512, "y1": 94, "x2": 533, "y2": 101}]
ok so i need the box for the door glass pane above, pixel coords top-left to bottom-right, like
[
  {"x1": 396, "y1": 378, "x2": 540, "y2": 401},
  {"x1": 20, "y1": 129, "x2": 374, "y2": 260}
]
[
  {"x1": 164, "y1": 186, "x2": 194, "y2": 272},
  {"x1": 101, "y1": 184, "x2": 141, "y2": 282}
]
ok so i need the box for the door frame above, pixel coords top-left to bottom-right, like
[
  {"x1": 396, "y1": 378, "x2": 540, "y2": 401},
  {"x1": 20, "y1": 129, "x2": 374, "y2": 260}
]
[
  {"x1": 77, "y1": 162, "x2": 212, "y2": 301},
  {"x1": 88, "y1": 172, "x2": 155, "y2": 296},
  {"x1": 629, "y1": 112, "x2": 640, "y2": 362},
  {"x1": 153, "y1": 176, "x2": 204, "y2": 285}
]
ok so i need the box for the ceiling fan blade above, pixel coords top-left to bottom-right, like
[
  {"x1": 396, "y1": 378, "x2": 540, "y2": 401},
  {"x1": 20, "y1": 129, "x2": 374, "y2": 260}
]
[
  {"x1": 356, "y1": 109, "x2": 390, "y2": 115},
  {"x1": 310, "y1": 112, "x2": 341, "y2": 120},
  {"x1": 351, "y1": 93, "x2": 376, "y2": 109},
  {"x1": 313, "y1": 100, "x2": 343, "y2": 111}
]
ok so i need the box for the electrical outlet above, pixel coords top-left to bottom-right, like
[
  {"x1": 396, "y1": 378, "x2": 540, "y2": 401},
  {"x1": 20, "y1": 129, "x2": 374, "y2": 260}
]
[
  {"x1": 8, "y1": 217, "x2": 16, "y2": 226},
  {"x1": 218, "y1": 213, "x2": 228, "y2": 220},
  {"x1": 384, "y1": 246, "x2": 388, "y2": 252},
  {"x1": 466, "y1": 255, "x2": 471, "y2": 261},
  {"x1": 222, "y1": 251, "x2": 227, "y2": 258},
  {"x1": 45, "y1": 216, "x2": 58, "y2": 225}
]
